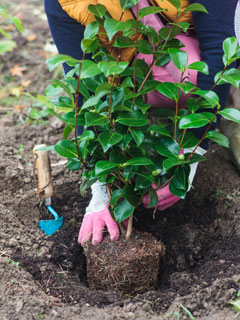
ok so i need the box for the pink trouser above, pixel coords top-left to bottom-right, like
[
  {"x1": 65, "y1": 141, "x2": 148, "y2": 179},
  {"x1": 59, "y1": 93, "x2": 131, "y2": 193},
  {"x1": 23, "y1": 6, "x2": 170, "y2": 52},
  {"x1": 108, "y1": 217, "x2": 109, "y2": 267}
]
[{"x1": 133, "y1": 0, "x2": 201, "y2": 109}]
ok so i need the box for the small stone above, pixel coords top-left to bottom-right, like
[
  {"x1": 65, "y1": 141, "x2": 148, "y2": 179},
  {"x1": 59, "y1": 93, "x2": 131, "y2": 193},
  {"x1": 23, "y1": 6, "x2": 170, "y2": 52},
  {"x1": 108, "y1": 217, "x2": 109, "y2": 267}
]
[
  {"x1": 219, "y1": 259, "x2": 225, "y2": 264},
  {"x1": 32, "y1": 243, "x2": 39, "y2": 249},
  {"x1": 0, "y1": 257, "x2": 8, "y2": 264},
  {"x1": 15, "y1": 300, "x2": 24, "y2": 312},
  {"x1": 9, "y1": 238, "x2": 19, "y2": 247},
  {"x1": 233, "y1": 275, "x2": 240, "y2": 283}
]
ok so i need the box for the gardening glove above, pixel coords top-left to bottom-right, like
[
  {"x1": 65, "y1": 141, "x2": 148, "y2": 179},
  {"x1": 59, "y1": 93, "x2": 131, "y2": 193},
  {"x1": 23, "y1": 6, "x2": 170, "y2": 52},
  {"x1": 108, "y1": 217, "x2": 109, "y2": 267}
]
[
  {"x1": 78, "y1": 181, "x2": 120, "y2": 246},
  {"x1": 142, "y1": 146, "x2": 207, "y2": 211}
]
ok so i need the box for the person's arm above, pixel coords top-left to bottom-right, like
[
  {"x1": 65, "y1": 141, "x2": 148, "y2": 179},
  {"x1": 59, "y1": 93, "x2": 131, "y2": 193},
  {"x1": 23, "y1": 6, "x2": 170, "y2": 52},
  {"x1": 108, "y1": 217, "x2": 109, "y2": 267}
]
[{"x1": 190, "y1": 0, "x2": 239, "y2": 149}]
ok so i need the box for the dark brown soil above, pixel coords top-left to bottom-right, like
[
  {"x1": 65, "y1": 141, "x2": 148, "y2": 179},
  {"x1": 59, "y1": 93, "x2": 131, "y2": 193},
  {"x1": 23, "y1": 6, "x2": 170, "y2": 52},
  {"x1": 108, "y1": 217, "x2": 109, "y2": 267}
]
[
  {"x1": 84, "y1": 232, "x2": 165, "y2": 295},
  {"x1": 1, "y1": 0, "x2": 240, "y2": 319}
]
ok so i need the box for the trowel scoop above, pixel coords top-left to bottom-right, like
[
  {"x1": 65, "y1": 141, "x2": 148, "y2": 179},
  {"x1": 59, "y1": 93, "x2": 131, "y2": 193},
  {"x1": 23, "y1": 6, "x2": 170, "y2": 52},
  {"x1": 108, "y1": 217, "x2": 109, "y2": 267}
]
[{"x1": 33, "y1": 144, "x2": 63, "y2": 236}]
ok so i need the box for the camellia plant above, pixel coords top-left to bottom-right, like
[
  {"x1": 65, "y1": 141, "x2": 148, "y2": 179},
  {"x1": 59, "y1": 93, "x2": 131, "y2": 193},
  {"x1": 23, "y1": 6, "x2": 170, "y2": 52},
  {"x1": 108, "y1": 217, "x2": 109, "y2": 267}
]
[{"x1": 38, "y1": 0, "x2": 240, "y2": 239}]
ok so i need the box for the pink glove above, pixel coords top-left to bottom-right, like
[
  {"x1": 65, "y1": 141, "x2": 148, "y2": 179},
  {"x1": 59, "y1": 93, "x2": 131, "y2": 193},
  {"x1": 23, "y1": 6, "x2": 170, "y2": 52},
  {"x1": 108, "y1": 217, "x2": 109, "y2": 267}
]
[
  {"x1": 142, "y1": 146, "x2": 207, "y2": 210},
  {"x1": 78, "y1": 204, "x2": 120, "y2": 246},
  {"x1": 142, "y1": 183, "x2": 180, "y2": 211}
]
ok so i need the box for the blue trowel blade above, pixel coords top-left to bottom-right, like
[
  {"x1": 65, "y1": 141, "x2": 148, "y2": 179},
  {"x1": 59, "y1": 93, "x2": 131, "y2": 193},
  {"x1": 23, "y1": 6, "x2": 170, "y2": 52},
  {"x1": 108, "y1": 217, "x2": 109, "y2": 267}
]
[{"x1": 39, "y1": 216, "x2": 63, "y2": 236}]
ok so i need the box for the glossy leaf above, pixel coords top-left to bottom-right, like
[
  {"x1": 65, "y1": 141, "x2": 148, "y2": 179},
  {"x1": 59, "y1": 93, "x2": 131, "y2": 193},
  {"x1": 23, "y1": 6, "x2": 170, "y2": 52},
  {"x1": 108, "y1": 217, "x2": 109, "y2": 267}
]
[
  {"x1": 156, "y1": 137, "x2": 180, "y2": 157},
  {"x1": 54, "y1": 140, "x2": 78, "y2": 159},
  {"x1": 63, "y1": 124, "x2": 73, "y2": 139},
  {"x1": 206, "y1": 130, "x2": 229, "y2": 148},
  {"x1": 80, "y1": 60, "x2": 102, "y2": 79},
  {"x1": 67, "y1": 158, "x2": 82, "y2": 171},
  {"x1": 168, "y1": 0, "x2": 181, "y2": 11},
  {"x1": 219, "y1": 108, "x2": 240, "y2": 124},
  {"x1": 85, "y1": 112, "x2": 109, "y2": 126},
  {"x1": 138, "y1": 6, "x2": 166, "y2": 18},
  {"x1": 135, "y1": 171, "x2": 154, "y2": 189},
  {"x1": 84, "y1": 21, "x2": 99, "y2": 39},
  {"x1": 116, "y1": 111, "x2": 148, "y2": 127},
  {"x1": 193, "y1": 89, "x2": 219, "y2": 107},
  {"x1": 187, "y1": 61, "x2": 209, "y2": 75},
  {"x1": 62, "y1": 111, "x2": 85, "y2": 126},
  {"x1": 46, "y1": 54, "x2": 80, "y2": 72},
  {"x1": 179, "y1": 113, "x2": 209, "y2": 129},
  {"x1": 148, "y1": 125, "x2": 171, "y2": 137},
  {"x1": 168, "y1": 48, "x2": 188, "y2": 72},
  {"x1": 180, "y1": 3, "x2": 208, "y2": 16},
  {"x1": 163, "y1": 157, "x2": 184, "y2": 171},
  {"x1": 157, "y1": 82, "x2": 179, "y2": 101},
  {"x1": 114, "y1": 199, "x2": 135, "y2": 223},
  {"x1": 120, "y1": 0, "x2": 139, "y2": 10},
  {"x1": 130, "y1": 128, "x2": 144, "y2": 146},
  {"x1": 95, "y1": 161, "x2": 119, "y2": 175},
  {"x1": 99, "y1": 132, "x2": 123, "y2": 152},
  {"x1": 223, "y1": 36, "x2": 238, "y2": 60},
  {"x1": 180, "y1": 131, "x2": 200, "y2": 148},
  {"x1": 88, "y1": 4, "x2": 106, "y2": 18},
  {"x1": 98, "y1": 61, "x2": 128, "y2": 77},
  {"x1": 148, "y1": 188, "x2": 158, "y2": 208},
  {"x1": 104, "y1": 19, "x2": 127, "y2": 41},
  {"x1": 124, "y1": 157, "x2": 153, "y2": 166}
]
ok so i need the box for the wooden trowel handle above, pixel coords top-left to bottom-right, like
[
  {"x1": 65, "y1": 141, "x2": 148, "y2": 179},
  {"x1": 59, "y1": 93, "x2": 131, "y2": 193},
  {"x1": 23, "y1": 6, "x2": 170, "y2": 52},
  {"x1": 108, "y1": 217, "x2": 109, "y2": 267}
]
[{"x1": 33, "y1": 144, "x2": 53, "y2": 199}]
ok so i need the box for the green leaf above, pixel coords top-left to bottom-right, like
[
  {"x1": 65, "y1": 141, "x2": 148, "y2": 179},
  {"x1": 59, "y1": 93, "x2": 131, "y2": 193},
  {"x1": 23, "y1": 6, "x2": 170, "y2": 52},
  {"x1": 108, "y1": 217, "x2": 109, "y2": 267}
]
[
  {"x1": 110, "y1": 189, "x2": 123, "y2": 206},
  {"x1": 178, "y1": 82, "x2": 196, "y2": 94},
  {"x1": 214, "y1": 68, "x2": 240, "y2": 89},
  {"x1": 45, "y1": 84, "x2": 63, "y2": 97},
  {"x1": 193, "y1": 89, "x2": 219, "y2": 107},
  {"x1": 116, "y1": 111, "x2": 148, "y2": 127},
  {"x1": 54, "y1": 140, "x2": 78, "y2": 159},
  {"x1": 148, "y1": 188, "x2": 158, "y2": 208},
  {"x1": 98, "y1": 61, "x2": 128, "y2": 77},
  {"x1": 137, "y1": 40, "x2": 153, "y2": 54},
  {"x1": 159, "y1": 26, "x2": 180, "y2": 41},
  {"x1": 219, "y1": 108, "x2": 240, "y2": 124},
  {"x1": 88, "y1": 4, "x2": 106, "y2": 18},
  {"x1": 179, "y1": 113, "x2": 209, "y2": 129},
  {"x1": 85, "y1": 112, "x2": 109, "y2": 126},
  {"x1": 130, "y1": 128, "x2": 144, "y2": 146},
  {"x1": 113, "y1": 36, "x2": 135, "y2": 48},
  {"x1": 135, "y1": 171, "x2": 154, "y2": 189},
  {"x1": 157, "y1": 82, "x2": 179, "y2": 101},
  {"x1": 120, "y1": 0, "x2": 139, "y2": 11},
  {"x1": 168, "y1": 0, "x2": 181, "y2": 11},
  {"x1": 46, "y1": 54, "x2": 79, "y2": 72},
  {"x1": 180, "y1": 3, "x2": 208, "y2": 16},
  {"x1": 78, "y1": 130, "x2": 95, "y2": 141},
  {"x1": 124, "y1": 157, "x2": 153, "y2": 167},
  {"x1": 80, "y1": 60, "x2": 102, "y2": 79},
  {"x1": 179, "y1": 131, "x2": 200, "y2": 148},
  {"x1": 84, "y1": 21, "x2": 99, "y2": 39},
  {"x1": 81, "y1": 83, "x2": 112, "y2": 109},
  {"x1": 156, "y1": 137, "x2": 180, "y2": 157},
  {"x1": 168, "y1": 48, "x2": 188, "y2": 72},
  {"x1": 67, "y1": 158, "x2": 82, "y2": 171},
  {"x1": 223, "y1": 36, "x2": 238, "y2": 60},
  {"x1": 155, "y1": 54, "x2": 171, "y2": 67},
  {"x1": 80, "y1": 179, "x2": 97, "y2": 197},
  {"x1": 109, "y1": 149, "x2": 126, "y2": 163},
  {"x1": 0, "y1": 39, "x2": 16, "y2": 55},
  {"x1": 148, "y1": 125, "x2": 171, "y2": 137},
  {"x1": 114, "y1": 199, "x2": 135, "y2": 223},
  {"x1": 118, "y1": 134, "x2": 133, "y2": 150},
  {"x1": 99, "y1": 132, "x2": 123, "y2": 152},
  {"x1": 62, "y1": 111, "x2": 85, "y2": 126},
  {"x1": 63, "y1": 124, "x2": 73, "y2": 139},
  {"x1": 206, "y1": 130, "x2": 229, "y2": 148},
  {"x1": 169, "y1": 166, "x2": 188, "y2": 199},
  {"x1": 81, "y1": 38, "x2": 99, "y2": 53},
  {"x1": 163, "y1": 157, "x2": 184, "y2": 171},
  {"x1": 95, "y1": 161, "x2": 119, "y2": 176},
  {"x1": 187, "y1": 61, "x2": 209, "y2": 75},
  {"x1": 138, "y1": 6, "x2": 166, "y2": 18},
  {"x1": 104, "y1": 19, "x2": 127, "y2": 41}
]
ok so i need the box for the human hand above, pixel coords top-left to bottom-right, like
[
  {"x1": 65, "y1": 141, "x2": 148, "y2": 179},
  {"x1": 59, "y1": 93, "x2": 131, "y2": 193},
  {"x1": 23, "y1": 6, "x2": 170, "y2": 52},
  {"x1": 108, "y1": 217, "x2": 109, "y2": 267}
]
[
  {"x1": 78, "y1": 204, "x2": 120, "y2": 246},
  {"x1": 78, "y1": 181, "x2": 119, "y2": 246},
  {"x1": 142, "y1": 146, "x2": 207, "y2": 210}
]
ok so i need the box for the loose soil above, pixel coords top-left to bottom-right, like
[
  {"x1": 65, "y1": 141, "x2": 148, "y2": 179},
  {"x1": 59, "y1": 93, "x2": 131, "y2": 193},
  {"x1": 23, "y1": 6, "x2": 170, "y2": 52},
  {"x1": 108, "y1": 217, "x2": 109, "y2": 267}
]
[{"x1": 1, "y1": 0, "x2": 240, "y2": 319}]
